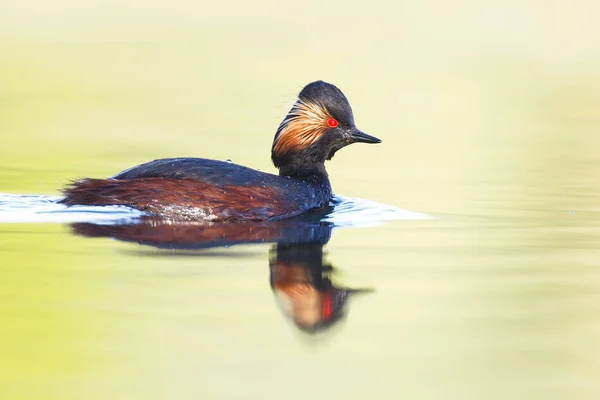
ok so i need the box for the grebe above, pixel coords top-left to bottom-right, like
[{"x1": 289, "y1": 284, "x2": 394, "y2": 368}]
[{"x1": 61, "y1": 81, "x2": 381, "y2": 221}]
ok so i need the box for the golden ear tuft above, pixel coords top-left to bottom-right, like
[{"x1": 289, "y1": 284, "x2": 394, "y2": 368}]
[{"x1": 273, "y1": 99, "x2": 333, "y2": 155}]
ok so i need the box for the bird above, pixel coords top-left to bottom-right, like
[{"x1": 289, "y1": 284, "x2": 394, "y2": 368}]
[{"x1": 60, "y1": 80, "x2": 381, "y2": 222}]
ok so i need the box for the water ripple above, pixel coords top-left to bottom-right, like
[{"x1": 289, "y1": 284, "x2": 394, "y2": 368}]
[{"x1": 0, "y1": 193, "x2": 431, "y2": 225}]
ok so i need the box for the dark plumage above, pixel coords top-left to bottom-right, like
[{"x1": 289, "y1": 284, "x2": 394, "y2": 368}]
[{"x1": 60, "y1": 81, "x2": 381, "y2": 221}]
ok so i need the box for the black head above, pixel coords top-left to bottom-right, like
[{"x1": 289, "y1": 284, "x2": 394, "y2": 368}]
[{"x1": 272, "y1": 81, "x2": 381, "y2": 176}]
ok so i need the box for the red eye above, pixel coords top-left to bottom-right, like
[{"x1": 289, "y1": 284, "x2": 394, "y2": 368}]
[{"x1": 327, "y1": 118, "x2": 338, "y2": 128}]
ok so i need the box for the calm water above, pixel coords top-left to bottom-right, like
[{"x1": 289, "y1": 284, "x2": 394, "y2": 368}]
[
  {"x1": 3, "y1": 1, "x2": 600, "y2": 399},
  {"x1": 3, "y1": 166, "x2": 600, "y2": 399}
]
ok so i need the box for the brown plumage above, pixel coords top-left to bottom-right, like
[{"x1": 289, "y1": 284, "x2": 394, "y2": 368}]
[{"x1": 62, "y1": 177, "x2": 301, "y2": 221}]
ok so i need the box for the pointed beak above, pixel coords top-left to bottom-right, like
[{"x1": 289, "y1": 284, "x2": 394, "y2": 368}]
[{"x1": 349, "y1": 128, "x2": 381, "y2": 144}]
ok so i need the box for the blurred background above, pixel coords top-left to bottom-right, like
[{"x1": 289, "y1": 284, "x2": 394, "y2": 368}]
[{"x1": 2, "y1": 1, "x2": 600, "y2": 399}]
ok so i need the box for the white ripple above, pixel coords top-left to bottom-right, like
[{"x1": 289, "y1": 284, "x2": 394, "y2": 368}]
[
  {"x1": 0, "y1": 193, "x2": 431, "y2": 225},
  {"x1": 326, "y1": 195, "x2": 432, "y2": 227},
  {"x1": 0, "y1": 193, "x2": 143, "y2": 224}
]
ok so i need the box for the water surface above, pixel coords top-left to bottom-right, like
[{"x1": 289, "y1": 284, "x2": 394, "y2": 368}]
[{"x1": 3, "y1": 2, "x2": 600, "y2": 399}]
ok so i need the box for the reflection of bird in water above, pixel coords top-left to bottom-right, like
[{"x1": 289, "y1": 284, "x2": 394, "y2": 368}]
[
  {"x1": 270, "y1": 243, "x2": 371, "y2": 333},
  {"x1": 71, "y1": 213, "x2": 333, "y2": 250},
  {"x1": 71, "y1": 212, "x2": 372, "y2": 333}
]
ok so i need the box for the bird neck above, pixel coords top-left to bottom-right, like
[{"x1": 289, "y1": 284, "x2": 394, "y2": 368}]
[{"x1": 278, "y1": 161, "x2": 332, "y2": 197}]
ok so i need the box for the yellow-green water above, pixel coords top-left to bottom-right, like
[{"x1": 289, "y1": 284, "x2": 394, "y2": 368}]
[{"x1": 2, "y1": 1, "x2": 600, "y2": 399}]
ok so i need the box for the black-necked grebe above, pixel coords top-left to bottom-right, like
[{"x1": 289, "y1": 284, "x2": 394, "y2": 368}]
[{"x1": 60, "y1": 81, "x2": 381, "y2": 221}]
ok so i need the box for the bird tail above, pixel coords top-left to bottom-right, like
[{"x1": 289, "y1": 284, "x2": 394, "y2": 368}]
[{"x1": 59, "y1": 178, "x2": 132, "y2": 206}]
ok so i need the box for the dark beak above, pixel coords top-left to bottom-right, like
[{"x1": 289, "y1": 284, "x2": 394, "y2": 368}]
[{"x1": 349, "y1": 128, "x2": 381, "y2": 144}]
